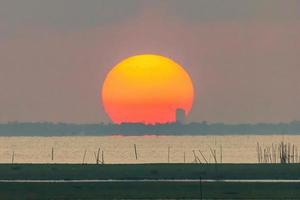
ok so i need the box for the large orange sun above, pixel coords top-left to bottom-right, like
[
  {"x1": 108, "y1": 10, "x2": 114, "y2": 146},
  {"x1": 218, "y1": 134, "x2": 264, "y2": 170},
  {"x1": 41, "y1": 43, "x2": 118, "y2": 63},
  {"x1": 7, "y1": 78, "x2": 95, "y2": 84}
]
[{"x1": 101, "y1": 54, "x2": 194, "y2": 124}]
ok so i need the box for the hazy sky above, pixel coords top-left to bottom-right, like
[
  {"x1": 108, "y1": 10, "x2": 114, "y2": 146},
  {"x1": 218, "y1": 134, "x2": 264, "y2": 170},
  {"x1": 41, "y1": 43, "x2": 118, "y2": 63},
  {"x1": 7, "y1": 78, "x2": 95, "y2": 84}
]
[{"x1": 0, "y1": 0, "x2": 300, "y2": 123}]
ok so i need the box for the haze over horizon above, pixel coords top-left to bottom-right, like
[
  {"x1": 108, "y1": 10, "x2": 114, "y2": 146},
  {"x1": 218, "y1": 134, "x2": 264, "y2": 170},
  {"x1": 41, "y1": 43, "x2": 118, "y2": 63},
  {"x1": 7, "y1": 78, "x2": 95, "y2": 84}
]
[{"x1": 1, "y1": 0, "x2": 300, "y2": 124}]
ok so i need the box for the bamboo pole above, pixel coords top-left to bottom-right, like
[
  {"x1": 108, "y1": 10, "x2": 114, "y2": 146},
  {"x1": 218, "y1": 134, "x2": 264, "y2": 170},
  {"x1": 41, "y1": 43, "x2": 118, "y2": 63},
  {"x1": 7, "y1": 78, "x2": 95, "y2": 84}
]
[
  {"x1": 210, "y1": 148, "x2": 217, "y2": 164},
  {"x1": 192, "y1": 150, "x2": 197, "y2": 163},
  {"x1": 278, "y1": 144, "x2": 281, "y2": 163},
  {"x1": 168, "y1": 146, "x2": 170, "y2": 163},
  {"x1": 12, "y1": 151, "x2": 15, "y2": 164},
  {"x1": 96, "y1": 148, "x2": 100, "y2": 164},
  {"x1": 51, "y1": 147, "x2": 54, "y2": 161},
  {"x1": 198, "y1": 150, "x2": 208, "y2": 164},
  {"x1": 256, "y1": 142, "x2": 260, "y2": 163},
  {"x1": 273, "y1": 144, "x2": 277, "y2": 163},
  {"x1": 260, "y1": 146, "x2": 263, "y2": 163},
  {"x1": 293, "y1": 144, "x2": 295, "y2": 163},
  {"x1": 268, "y1": 147, "x2": 273, "y2": 163},
  {"x1": 134, "y1": 144, "x2": 138, "y2": 160},
  {"x1": 192, "y1": 150, "x2": 201, "y2": 163},
  {"x1": 296, "y1": 147, "x2": 298, "y2": 163},
  {"x1": 82, "y1": 149, "x2": 87, "y2": 164},
  {"x1": 288, "y1": 143, "x2": 291, "y2": 163},
  {"x1": 220, "y1": 145, "x2": 223, "y2": 164},
  {"x1": 93, "y1": 152, "x2": 97, "y2": 162}
]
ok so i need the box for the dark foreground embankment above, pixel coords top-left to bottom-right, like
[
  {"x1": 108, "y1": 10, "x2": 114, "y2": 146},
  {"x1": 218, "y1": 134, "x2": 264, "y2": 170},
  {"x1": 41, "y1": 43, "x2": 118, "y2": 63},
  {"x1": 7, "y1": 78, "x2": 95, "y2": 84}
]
[
  {"x1": 1, "y1": 163, "x2": 300, "y2": 180},
  {"x1": 2, "y1": 182, "x2": 300, "y2": 199},
  {"x1": 1, "y1": 163, "x2": 300, "y2": 199}
]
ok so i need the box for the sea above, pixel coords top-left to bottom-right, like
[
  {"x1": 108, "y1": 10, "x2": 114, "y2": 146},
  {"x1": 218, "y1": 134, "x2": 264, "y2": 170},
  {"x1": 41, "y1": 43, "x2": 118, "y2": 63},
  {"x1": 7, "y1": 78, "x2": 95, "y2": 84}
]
[{"x1": 0, "y1": 135, "x2": 298, "y2": 164}]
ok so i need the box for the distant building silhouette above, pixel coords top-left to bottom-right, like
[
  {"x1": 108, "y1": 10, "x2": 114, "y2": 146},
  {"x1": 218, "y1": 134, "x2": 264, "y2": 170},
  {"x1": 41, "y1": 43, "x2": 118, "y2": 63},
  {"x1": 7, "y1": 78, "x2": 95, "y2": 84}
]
[{"x1": 176, "y1": 108, "x2": 186, "y2": 124}]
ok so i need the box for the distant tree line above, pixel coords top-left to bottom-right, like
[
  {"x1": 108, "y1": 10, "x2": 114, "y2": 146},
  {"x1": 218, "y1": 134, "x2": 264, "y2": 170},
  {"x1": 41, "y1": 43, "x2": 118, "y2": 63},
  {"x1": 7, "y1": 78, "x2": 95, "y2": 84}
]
[{"x1": 0, "y1": 121, "x2": 300, "y2": 136}]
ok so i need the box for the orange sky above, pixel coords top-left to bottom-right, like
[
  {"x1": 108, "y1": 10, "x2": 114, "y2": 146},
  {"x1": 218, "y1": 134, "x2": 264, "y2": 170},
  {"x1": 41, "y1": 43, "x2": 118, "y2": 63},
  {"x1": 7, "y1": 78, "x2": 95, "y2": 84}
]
[{"x1": 0, "y1": 1, "x2": 300, "y2": 123}]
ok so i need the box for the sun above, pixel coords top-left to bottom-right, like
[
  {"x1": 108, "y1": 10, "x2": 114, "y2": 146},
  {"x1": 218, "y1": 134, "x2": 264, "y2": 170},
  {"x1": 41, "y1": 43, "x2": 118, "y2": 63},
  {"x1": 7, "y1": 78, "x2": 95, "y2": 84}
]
[{"x1": 101, "y1": 54, "x2": 194, "y2": 124}]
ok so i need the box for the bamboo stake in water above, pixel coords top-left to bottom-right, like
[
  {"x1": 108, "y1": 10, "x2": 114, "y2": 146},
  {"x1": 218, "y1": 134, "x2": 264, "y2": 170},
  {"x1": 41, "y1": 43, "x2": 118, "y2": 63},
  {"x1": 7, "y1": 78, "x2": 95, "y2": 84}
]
[
  {"x1": 260, "y1": 146, "x2": 263, "y2": 163},
  {"x1": 257, "y1": 142, "x2": 260, "y2": 163},
  {"x1": 296, "y1": 147, "x2": 298, "y2": 163},
  {"x1": 220, "y1": 145, "x2": 223, "y2": 164},
  {"x1": 210, "y1": 148, "x2": 217, "y2": 164},
  {"x1": 96, "y1": 148, "x2": 100, "y2": 164},
  {"x1": 183, "y1": 152, "x2": 186, "y2": 163},
  {"x1": 51, "y1": 147, "x2": 54, "y2": 161},
  {"x1": 198, "y1": 150, "x2": 208, "y2": 164},
  {"x1": 273, "y1": 144, "x2": 276, "y2": 163},
  {"x1": 82, "y1": 149, "x2": 87, "y2": 164},
  {"x1": 168, "y1": 146, "x2": 170, "y2": 163},
  {"x1": 101, "y1": 151, "x2": 104, "y2": 164},
  {"x1": 12, "y1": 151, "x2": 15, "y2": 164},
  {"x1": 93, "y1": 152, "x2": 97, "y2": 163},
  {"x1": 192, "y1": 150, "x2": 201, "y2": 164},
  {"x1": 288, "y1": 143, "x2": 291, "y2": 163},
  {"x1": 192, "y1": 150, "x2": 197, "y2": 163},
  {"x1": 268, "y1": 147, "x2": 272, "y2": 163},
  {"x1": 294, "y1": 145, "x2": 296, "y2": 163},
  {"x1": 134, "y1": 144, "x2": 138, "y2": 160}
]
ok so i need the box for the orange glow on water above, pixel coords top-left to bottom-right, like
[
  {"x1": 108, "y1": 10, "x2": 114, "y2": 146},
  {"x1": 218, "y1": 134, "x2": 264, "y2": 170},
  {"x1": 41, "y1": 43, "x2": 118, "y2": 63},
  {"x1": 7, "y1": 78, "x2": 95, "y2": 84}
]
[{"x1": 101, "y1": 54, "x2": 194, "y2": 124}]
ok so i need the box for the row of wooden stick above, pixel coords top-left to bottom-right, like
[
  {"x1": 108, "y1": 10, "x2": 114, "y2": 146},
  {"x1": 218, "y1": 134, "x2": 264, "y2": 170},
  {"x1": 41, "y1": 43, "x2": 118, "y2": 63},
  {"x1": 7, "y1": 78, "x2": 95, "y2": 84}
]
[
  {"x1": 192, "y1": 146, "x2": 223, "y2": 164},
  {"x1": 10, "y1": 144, "x2": 223, "y2": 164},
  {"x1": 257, "y1": 142, "x2": 300, "y2": 163}
]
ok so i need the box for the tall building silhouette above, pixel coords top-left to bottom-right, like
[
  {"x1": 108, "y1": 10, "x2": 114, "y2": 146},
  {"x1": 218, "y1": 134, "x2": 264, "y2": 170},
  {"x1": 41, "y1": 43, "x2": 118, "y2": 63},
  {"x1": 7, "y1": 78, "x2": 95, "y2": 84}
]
[{"x1": 176, "y1": 108, "x2": 186, "y2": 124}]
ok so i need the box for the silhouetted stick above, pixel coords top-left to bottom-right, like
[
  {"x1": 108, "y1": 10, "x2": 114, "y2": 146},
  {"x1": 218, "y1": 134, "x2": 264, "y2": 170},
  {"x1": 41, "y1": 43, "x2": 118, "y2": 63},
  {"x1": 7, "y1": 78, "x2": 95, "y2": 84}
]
[
  {"x1": 134, "y1": 144, "x2": 138, "y2": 160},
  {"x1": 93, "y1": 148, "x2": 101, "y2": 164},
  {"x1": 272, "y1": 143, "x2": 277, "y2": 163},
  {"x1": 192, "y1": 150, "x2": 201, "y2": 163},
  {"x1": 82, "y1": 149, "x2": 87, "y2": 164},
  {"x1": 93, "y1": 152, "x2": 97, "y2": 162},
  {"x1": 288, "y1": 143, "x2": 291, "y2": 163},
  {"x1": 198, "y1": 150, "x2": 208, "y2": 164},
  {"x1": 259, "y1": 141, "x2": 300, "y2": 164},
  {"x1": 257, "y1": 142, "x2": 260, "y2": 163},
  {"x1": 296, "y1": 147, "x2": 298, "y2": 163},
  {"x1": 184, "y1": 152, "x2": 186, "y2": 163},
  {"x1": 270, "y1": 146, "x2": 272, "y2": 163},
  {"x1": 209, "y1": 148, "x2": 217, "y2": 164},
  {"x1": 214, "y1": 149, "x2": 217, "y2": 163},
  {"x1": 220, "y1": 145, "x2": 223, "y2": 164},
  {"x1": 168, "y1": 146, "x2": 170, "y2": 163},
  {"x1": 260, "y1": 146, "x2": 263, "y2": 163},
  {"x1": 293, "y1": 144, "x2": 295, "y2": 163},
  {"x1": 51, "y1": 147, "x2": 54, "y2": 161},
  {"x1": 96, "y1": 148, "x2": 100, "y2": 164},
  {"x1": 12, "y1": 151, "x2": 15, "y2": 164},
  {"x1": 101, "y1": 151, "x2": 104, "y2": 164}
]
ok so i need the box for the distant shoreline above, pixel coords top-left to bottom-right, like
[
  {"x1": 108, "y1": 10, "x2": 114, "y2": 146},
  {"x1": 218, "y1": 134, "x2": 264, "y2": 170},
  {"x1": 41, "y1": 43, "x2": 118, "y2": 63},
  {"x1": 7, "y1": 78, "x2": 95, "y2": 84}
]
[{"x1": 1, "y1": 121, "x2": 300, "y2": 136}]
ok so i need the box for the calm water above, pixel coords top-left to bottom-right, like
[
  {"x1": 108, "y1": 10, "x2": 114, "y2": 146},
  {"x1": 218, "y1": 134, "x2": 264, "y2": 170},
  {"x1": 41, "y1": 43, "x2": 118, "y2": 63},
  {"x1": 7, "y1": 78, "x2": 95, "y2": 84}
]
[{"x1": 0, "y1": 135, "x2": 298, "y2": 164}]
